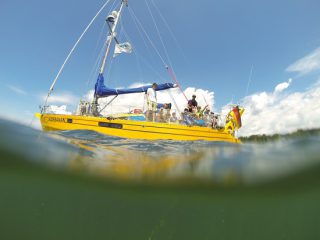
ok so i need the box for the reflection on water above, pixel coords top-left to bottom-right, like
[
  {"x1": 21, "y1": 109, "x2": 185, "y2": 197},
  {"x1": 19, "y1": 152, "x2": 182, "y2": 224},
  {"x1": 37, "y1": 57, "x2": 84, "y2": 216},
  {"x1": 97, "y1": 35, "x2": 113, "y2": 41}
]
[
  {"x1": 1, "y1": 119, "x2": 320, "y2": 185},
  {"x1": 51, "y1": 132, "x2": 242, "y2": 183}
]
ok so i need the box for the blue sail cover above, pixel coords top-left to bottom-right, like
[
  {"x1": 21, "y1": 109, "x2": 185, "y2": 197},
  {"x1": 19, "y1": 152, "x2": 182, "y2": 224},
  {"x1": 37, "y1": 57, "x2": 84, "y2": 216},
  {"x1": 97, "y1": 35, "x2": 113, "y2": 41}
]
[{"x1": 94, "y1": 74, "x2": 176, "y2": 98}]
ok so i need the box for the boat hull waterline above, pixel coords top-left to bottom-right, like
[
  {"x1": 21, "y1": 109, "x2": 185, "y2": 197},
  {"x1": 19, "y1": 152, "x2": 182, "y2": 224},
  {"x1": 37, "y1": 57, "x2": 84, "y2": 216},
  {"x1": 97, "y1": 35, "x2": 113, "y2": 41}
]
[{"x1": 36, "y1": 113, "x2": 241, "y2": 143}]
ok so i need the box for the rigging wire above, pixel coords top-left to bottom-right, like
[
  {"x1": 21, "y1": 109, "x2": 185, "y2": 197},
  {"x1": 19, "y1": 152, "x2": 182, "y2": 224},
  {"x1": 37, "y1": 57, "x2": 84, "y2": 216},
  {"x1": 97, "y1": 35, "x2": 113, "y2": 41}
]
[
  {"x1": 144, "y1": 0, "x2": 188, "y2": 100},
  {"x1": 119, "y1": 19, "x2": 143, "y2": 81},
  {"x1": 122, "y1": 18, "x2": 145, "y2": 81},
  {"x1": 86, "y1": 40, "x2": 107, "y2": 87},
  {"x1": 150, "y1": 0, "x2": 188, "y2": 64},
  {"x1": 144, "y1": 0, "x2": 189, "y2": 102},
  {"x1": 144, "y1": 0, "x2": 174, "y2": 72},
  {"x1": 42, "y1": 0, "x2": 113, "y2": 111},
  {"x1": 149, "y1": 0, "x2": 190, "y2": 87},
  {"x1": 85, "y1": 22, "x2": 107, "y2": 86},
  {"x1": 92, "y1": 20, "x2": 107, "y2": 60},
  {"x1": 85, "y1": 0, "x2": 118, "y2": 87},
  {"x1": 128, "y1": 5, "x2": 188, "y2": 102},
  {"x1": 168, "y1": 90, "x2": 182, "y2": 118},
  {"x1": 128, "y1": 7, "x2": 167, "y2": 67},
  {"x1": 119, "y1": 19, "x2": 169, "y2": 113},
  {"x1": 124, "y1": 11, "x2": 166, "y2": 81},
  {"x1": 146, "y1": 0, "x2": 184, "y2": 96},
  {"x1": 125, "y1": 11, "x2": 154, "y2": 62},
  {"x1": 99, "y1": 6, "x2": 122, "y2": 89},
  {"x1": 120, "y1": 19, "x2": 167, "y2": 82},
  {"x1": 166, "y1": 66, "x2": 188, "y2": 101}
]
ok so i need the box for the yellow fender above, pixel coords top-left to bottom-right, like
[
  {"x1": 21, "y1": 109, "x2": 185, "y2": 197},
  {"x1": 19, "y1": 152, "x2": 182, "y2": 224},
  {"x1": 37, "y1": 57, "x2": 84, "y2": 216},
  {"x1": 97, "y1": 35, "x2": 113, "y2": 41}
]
[
  {"x1": 35, "y1": 112, "x2": 42, "y2": 119},
  {"x1": 224, "y1": 107, "x2": 245, "y2": 135},
  {"x1": 224, "y1": 120, "x2": 235, "y2": 135}
]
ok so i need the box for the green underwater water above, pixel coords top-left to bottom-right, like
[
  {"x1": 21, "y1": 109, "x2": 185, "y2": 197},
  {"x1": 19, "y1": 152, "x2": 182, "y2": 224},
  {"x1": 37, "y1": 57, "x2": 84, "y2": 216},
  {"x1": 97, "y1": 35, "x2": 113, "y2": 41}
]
[{"x1": 1, "y1": 119, "x2": 320, "y2": 239}]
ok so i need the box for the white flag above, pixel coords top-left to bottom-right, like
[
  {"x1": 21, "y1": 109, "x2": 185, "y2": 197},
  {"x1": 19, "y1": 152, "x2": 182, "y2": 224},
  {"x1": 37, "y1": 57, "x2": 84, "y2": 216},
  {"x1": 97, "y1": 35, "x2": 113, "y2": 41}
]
[{"x1": 113, "y1": 42, "x2": 132, "y2": 57}]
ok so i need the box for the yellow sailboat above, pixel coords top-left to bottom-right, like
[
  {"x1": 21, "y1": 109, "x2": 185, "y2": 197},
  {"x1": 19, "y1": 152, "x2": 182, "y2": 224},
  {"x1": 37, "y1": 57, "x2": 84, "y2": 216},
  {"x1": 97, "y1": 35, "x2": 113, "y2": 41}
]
[
  {"x1": 36, "y1": 0, "x2": 244, "y2": 143},
  {"x1": 36, "y1": 111, "x2": 243, "y2": 143}
]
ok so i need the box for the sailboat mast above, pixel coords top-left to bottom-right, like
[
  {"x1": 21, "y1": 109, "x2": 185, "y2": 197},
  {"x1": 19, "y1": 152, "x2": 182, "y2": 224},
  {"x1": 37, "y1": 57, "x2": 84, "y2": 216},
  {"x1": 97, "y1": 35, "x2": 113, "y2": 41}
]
[
  {"x1": 99, "y1": 0, "x2": 128, "y2": 75},
  {"x1": 91, "y1": 0, "x2": 127, "y2": 116}
]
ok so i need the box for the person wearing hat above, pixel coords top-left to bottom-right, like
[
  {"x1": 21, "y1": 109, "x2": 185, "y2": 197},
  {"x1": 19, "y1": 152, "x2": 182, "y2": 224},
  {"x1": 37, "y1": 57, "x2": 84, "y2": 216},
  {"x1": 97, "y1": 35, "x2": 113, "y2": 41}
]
[
  {"x1": 146, "y1": 83, "x2": 158, "y2": 122},
  {"x1": 187, "y1": 94, "x2": 198, "y2": 113}
]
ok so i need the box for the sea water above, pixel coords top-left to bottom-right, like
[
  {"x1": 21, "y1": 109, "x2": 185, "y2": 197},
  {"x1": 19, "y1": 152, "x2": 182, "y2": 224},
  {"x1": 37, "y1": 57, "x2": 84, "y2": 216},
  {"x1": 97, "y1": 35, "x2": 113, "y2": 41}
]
[
  {"x1": 1, "y1": 118, "x2": 319, "y2": 184},
  {"x1": 1, "y1": 118, "x2": 320, "y2": 240}
]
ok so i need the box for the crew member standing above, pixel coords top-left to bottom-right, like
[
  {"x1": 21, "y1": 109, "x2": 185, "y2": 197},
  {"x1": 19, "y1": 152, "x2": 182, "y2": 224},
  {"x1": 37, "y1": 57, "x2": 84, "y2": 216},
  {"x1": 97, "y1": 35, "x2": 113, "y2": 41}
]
[
  {"x1": 187, "y1": 94, "x2": 198, "y2": 112},
  {"x1": 147, "y1": 83, "x2": 158, "y2": 122}
]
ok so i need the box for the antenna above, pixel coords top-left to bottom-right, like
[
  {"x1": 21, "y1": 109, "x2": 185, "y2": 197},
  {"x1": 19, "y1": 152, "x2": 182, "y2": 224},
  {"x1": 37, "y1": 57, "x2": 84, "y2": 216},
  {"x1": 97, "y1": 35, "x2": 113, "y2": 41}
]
[{"x1": 245, "y1": 64, "x2": 254, "y2": 97}]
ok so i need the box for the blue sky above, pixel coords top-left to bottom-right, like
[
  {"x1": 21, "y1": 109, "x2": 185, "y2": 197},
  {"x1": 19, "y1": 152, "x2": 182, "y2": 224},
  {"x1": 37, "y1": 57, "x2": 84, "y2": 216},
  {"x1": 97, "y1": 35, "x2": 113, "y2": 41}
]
[{"x1": 1, "y1": 0, "x2": 320, "y2": 125}]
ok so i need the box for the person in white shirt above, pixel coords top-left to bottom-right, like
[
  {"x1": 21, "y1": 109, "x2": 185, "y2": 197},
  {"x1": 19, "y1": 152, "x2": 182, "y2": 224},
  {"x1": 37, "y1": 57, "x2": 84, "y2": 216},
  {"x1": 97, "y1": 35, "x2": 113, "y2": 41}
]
[{"x1": 146, "y1": 83, "x2": 158, "y2": 122}]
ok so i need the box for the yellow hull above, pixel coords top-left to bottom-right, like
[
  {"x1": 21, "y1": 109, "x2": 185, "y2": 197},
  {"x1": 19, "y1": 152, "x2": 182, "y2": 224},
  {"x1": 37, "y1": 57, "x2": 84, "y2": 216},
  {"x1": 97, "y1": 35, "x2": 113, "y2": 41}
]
[{"x1": 36, "y1": 113, "x2": 241, "y2": 144}]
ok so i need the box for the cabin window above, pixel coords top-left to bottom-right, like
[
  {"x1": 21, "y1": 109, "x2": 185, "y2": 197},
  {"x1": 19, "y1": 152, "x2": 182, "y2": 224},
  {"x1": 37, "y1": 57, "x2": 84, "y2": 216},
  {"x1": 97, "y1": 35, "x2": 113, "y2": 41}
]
[{"x1": 98, "y1": 122, "x2": 123, "y2": 129}]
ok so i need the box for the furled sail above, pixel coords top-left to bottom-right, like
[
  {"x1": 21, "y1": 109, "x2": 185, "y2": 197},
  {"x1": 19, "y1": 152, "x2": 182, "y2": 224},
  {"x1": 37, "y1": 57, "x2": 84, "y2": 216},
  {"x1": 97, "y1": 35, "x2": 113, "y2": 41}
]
[{"x1": 94, "y1": 74, "x2": 177, "y2": 98}]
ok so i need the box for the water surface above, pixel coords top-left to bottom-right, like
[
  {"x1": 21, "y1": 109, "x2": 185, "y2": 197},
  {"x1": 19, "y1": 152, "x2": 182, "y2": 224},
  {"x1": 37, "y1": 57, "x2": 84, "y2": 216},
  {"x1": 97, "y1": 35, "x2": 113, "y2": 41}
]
[
  {"x1": 1, "y1": 119, "x2": 320, "y2": 240},
  {"x1": 1, "y1": 119, "x2": 319, "y2": 185}
]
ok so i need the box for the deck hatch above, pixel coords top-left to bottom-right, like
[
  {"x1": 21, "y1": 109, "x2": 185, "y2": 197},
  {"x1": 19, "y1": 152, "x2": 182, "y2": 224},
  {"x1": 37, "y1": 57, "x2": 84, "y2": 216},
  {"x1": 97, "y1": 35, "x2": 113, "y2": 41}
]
[{"x1": 99, "y1": 122, "x2": 123, "y2": 129}]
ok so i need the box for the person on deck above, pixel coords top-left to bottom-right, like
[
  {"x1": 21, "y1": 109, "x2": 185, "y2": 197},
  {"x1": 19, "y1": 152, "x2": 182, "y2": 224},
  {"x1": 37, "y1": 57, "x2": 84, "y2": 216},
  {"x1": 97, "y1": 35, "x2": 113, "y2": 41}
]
[
  {"x1": 146, "y1": 83, "x2": 158, "y2": 122},
  {"x1": 157, "y1": 108, "x2": 165, "y2": 122},
  {"x1": 187, "y1": 95, "x2": 198, "y2": 112},
  {"x1": 170, "y1": 112, "x2": 178, "y2": 123},
  {"x1": 163, "y1": 103, "x2": 171, "y2": 122},
  {"x1": 196, "y1": 105, "x2": 209, "y2": 119},
  {"x1": 187, "y1": 101, "x2": 193, "y2": 113},
  {"x1": 195, "y1": 106, "x2": 203, "y2": 119}
]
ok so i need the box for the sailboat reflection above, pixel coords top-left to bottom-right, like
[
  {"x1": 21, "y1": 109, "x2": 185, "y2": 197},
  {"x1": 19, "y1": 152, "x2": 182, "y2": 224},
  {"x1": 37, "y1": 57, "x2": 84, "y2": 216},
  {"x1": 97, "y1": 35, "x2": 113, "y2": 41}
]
[{"x1": 51, "y1": 133, "x2": 242, "y2": 183}]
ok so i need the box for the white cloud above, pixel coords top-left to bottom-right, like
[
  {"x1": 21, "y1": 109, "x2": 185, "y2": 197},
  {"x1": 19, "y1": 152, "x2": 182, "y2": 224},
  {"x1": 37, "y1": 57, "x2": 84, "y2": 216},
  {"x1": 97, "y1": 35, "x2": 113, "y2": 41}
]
[
  {"x1": 41, "y1": 92, "x2": 79, "y2": 105},
  {"x1": 237, "y1": 80, "x2": 320, "y2": 136},
  {"x1": 46, "y1": 105, "x2": 72, "y2": 115},
  {"x1": 274, "y1": 78, "x2": 292, "y2": 93},
  {"x1": 286, "y1": 47, "x2": 320, "y2": 75},
  {"x1": 7, "y1": 85, "x2": 27, "y2": 95},
  {"x1": 84, "y1": 85, "x2": 214, "y2": 117}
]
